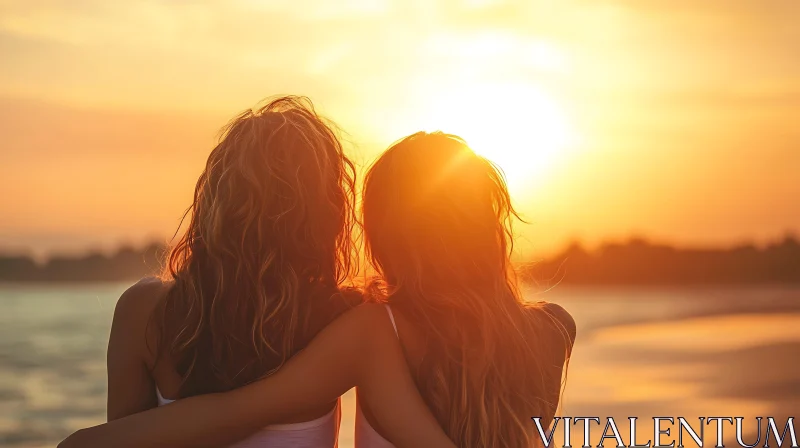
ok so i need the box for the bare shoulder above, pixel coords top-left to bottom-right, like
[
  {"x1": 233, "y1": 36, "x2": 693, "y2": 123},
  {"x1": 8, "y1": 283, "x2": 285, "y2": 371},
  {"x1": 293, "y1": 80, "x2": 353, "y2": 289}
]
[
  {"x1": 114, "y1": 276, "x2": 173, "y2": 321},
  {"x1": 336, "y1": 286, "x2": 367, "y2": 309},
  {"x1": 335, "y1": 302, "x2": 394, "y2": 332},
  {"x1": 320, "y1": 302, "x2": 398, "y2": 349},
  {"x1": 106, "y1": 277, "x2": 174, "y2": 374},
  {"x1": 525, "y1": 301, "x2": 577, "y2": 348},
  {"x1": 110, "y1": 277, "x2": 173, "y2": 352}
]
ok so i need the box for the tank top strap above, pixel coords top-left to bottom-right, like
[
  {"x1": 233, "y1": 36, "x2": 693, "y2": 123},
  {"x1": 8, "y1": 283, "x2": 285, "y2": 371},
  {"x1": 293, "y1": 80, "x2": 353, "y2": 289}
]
[{"x1": 384, "y1": 304, "x2": 399, "y2": 338}]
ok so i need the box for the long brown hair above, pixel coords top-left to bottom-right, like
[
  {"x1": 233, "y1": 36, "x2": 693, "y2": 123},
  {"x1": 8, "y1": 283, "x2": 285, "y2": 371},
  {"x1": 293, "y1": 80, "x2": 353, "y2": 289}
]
[
  {"x1": 157, "y1": 96, "x2": 358, "y2": 396},
  {"x1": 363, "y1": 132, "x2": 568, "y2": 447}
]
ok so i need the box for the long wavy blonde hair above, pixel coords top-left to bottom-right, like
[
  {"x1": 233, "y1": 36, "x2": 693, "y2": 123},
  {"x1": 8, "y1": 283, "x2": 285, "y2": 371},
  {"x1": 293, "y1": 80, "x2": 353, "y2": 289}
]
[
  {"x1": 156, "y1": 96, "x2": 358, "y2": 396},
  {"x1": 363, "y1": 132, "x2": 569, "y2": 447}
]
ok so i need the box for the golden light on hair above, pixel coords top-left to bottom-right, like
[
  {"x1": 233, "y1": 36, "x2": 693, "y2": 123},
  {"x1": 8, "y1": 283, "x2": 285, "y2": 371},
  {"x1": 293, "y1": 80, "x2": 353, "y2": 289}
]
[{"x1": 418, "y1": 82, "x2": 578, "y2": 195}]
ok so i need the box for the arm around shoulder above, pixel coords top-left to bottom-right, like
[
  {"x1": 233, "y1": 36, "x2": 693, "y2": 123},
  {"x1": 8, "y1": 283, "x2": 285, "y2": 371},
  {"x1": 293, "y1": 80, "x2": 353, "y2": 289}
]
[{"x1": 60, "y1": 303, "x2": 455, "y2": 448}]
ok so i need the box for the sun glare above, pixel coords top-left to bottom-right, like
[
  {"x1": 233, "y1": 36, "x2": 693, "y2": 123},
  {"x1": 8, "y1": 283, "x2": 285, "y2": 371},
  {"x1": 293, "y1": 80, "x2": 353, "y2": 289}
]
[{"x1": 419, "y1": 83, "x2": 577, "y2": 195}]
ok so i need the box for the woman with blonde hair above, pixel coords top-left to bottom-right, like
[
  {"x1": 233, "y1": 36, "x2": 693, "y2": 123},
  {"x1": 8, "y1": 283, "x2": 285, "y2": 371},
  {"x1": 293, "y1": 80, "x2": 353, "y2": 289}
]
[
  {"x1": 61, "y1": 131, "x2": 573, "y2": 448},
  {"x1": 95, "y1": 96, "x2": 454, "y2": 447}
]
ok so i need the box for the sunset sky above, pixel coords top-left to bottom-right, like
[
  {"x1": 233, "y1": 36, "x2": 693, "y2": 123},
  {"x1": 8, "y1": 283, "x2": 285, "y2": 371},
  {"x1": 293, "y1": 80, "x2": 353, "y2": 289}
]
[{"x1": 1, "y1": 0, "x2": 798, "y2": 257}]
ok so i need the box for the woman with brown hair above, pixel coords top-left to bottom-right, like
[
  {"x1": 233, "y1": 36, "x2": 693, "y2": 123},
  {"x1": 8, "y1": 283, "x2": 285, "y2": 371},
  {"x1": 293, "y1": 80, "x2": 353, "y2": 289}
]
[{"x1": 355, "y1": 132, "x2": 575, "y2": 447}]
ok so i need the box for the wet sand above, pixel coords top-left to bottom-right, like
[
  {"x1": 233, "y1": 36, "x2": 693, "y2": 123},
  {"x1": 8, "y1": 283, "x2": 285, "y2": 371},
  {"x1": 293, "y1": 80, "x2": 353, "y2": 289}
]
[{"x1": 539, "y1": 287, "x2": 800, "y2": 446}]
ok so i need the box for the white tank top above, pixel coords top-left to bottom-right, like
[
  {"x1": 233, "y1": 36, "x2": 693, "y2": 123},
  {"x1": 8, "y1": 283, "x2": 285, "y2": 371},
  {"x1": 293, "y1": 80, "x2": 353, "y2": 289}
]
[
  {"x1": 157, "y1": 382, "x2": 340, "y2": 447},
  {"x1": 354, "y1": 304, "x2": 399, "y2": 448}
]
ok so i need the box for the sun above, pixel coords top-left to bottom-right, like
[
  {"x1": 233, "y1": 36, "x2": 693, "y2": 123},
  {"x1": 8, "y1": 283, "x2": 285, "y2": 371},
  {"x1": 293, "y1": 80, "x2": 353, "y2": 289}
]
[{"x1": 418, "y1": 83, "x2": 577, "y2": 195}]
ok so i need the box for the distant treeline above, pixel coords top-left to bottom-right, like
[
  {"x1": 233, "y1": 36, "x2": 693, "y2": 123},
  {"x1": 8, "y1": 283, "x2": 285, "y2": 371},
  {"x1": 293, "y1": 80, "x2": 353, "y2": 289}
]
[
  {"x1": 523, "y1": 236, "x2": 800, "y2": 286},
  {"x1": 0, "y1": 243, "x2": 164, "y2": 282},
  {"x1": 1, "y1": 237, "x2": 799, "y2": 285}
]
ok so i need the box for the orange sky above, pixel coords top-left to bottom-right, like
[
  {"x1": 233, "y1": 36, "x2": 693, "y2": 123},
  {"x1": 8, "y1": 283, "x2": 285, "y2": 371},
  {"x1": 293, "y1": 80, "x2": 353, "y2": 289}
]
[{"x1": 1, "y1": 0, "x2": 798, "y2": 257}]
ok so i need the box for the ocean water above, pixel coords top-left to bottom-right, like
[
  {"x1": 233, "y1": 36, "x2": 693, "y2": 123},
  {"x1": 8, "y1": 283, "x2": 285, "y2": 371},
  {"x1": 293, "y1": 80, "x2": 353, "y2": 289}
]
[{"x1": 1, "y1": 283, "x2": 798, "y2": 447}]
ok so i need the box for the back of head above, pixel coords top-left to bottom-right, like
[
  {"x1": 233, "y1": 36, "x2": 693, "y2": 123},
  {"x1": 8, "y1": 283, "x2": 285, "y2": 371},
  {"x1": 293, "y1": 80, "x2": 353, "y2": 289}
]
[
  {"x1": 160, "y1": 96, "x2": 357, "y2": 395},
  {"x1": 363, "y1": 132, "x2": 551, "y2": 447},
  {"x1": 364, "y1": 132, "x2": 514, "y2": 288}
]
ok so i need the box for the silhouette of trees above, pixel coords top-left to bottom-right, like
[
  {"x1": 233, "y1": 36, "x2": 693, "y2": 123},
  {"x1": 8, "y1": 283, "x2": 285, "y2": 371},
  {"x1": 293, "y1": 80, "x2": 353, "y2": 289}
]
[
  {"x1": 0, "y1": 243, "x2": 163, "y2": 282},
  {"x1": 523, "y1": 235, "x2": 800, "y2": 286},
  {"x1": 1, "y1": 236, "x2": 799, "y2": 285}
]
